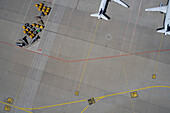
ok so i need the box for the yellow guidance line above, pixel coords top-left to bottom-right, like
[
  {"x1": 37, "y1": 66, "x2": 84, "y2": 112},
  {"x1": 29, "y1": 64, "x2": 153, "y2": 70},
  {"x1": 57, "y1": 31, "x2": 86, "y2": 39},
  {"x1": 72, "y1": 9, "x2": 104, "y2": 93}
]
[
  {"x1": 155, "y1": 34, "x2": 164, "y2": 73},
  {"x1": 1, "y1": 86, "x2": 170, "y2": 112},
  {"x1": 77, "y1": 20, "x2": 100, "y2": 91},
  {"x1": 24, "y1": 99, "x2": 87, "y2": 110},
  {"x1": 23, "y1": 86, "x2": 170, "y2": 110},
  {"x1": 122, "y1": 61, "x2": 135, "y2": 113},
  {"x1": 81, "y1": 97, "x2": 102, "y2": 113},
  {"x1": 13, "y1": 77, "x2": 24, "y2": 105},
  {"x1": 0, "y1": 101, "x2": 32, "y2": 113},
  {"x1": 81, "y1": 105, "x2": 89, "y2": 113},
  {"x1": 95, "y1": 85, "x2": 170, "y2": 99}
]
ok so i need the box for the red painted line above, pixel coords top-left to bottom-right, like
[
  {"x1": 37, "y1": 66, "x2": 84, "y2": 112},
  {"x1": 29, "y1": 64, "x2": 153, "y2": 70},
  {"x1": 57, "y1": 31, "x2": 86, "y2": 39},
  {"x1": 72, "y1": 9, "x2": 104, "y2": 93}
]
[
  {"x1": 0, "y1": 41, "x2": 169, "y2": 63},
  {"x1": 56, "y1": 0, "x2": 78, "y2": 56},
  {"x1": 70, "y1": 54, "x2": 133, "y2": 62},
  {"x1": 134, "y1": 49, "x2": 170, "y2": 55},
  {"x1": 0, "y1": 41, "x2": 71, "y2": 62},
  {"x1": 129, "y1": 0, "x2": 143, "y2": 50},
  {"x1": 120, "y1": 0, "x2": 135, "y2": 52}
]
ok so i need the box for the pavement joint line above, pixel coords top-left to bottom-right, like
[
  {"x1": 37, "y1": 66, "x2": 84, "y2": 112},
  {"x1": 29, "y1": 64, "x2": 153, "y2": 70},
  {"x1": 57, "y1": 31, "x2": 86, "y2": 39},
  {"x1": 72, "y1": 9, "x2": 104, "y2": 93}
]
[
  {"x1": 56, "y1": 0, "x2": 78, "y2": 57},
  {"x1": 14, "y1": 0, "x2": 33, "y2": 43},
  {"x1": 81, "y1": 97, "x2": 102, "y2": 113},
  {"x1": 120, "y1": 0, "x2": 135, "y2": 55},
  {"x1": 0, "y1": 101, "x2": 32, "y2": 113},
  {"x1": 0, "y1": 40, "x2": 170, "y2": 63},
  {"x1": 1, "y1": 86, "x2": 170, "y2": 111},
  {"x1": 122, "y1": 61, "x2": 135, "y2": 113},
  {"x1": 129, "y1": 0, "x2": 143, "y2": 50},
  {"x1": 1, "y1": 1, "x2": 168, "y2": 113},
  {"x1": 120, "y1": 0, "x2": 143, "y2": 112},
  {"x1": 14, "y1": 0, "x2": 57, "y2": 111},
  {"x1": 155, "y1": 34, "x2": 164, "y2": 73},
  {"x1": 76, "y1": 20, "x2": 100, "y2": 92},
  {"x1": 25, "y1": 0, "x2": 58, "y2": 109},
  {"x1": 119, "y1": 0, "x2": 143, "y2": 112},
  {"x1": 13, "y1": 77, "x2": 25, "y2": 105}
]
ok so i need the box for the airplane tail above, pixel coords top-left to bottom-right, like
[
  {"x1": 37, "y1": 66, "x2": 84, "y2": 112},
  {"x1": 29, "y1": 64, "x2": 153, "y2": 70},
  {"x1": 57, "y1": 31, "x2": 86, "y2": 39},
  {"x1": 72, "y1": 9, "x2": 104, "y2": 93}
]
[
  {"x1": 157, "y1": 29, "x2": 170, "y2": 35},
  {"x1": 90, "y1": 13, "x2": 99, "y2": 18},
  {"x1": 90, "y1": 13, "x2": 109, "y2": 20}
]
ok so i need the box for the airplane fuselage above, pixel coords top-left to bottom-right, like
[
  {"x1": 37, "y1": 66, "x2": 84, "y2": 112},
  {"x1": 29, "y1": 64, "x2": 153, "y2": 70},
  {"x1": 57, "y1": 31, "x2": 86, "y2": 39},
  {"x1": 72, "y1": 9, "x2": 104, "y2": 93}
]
[
  {"x1": 98, "y1": 0, "x2": 107, "y2": 14},
  {"x1": 91, "y1": 0, "x2": 128, "y2": 20},
  {"x1": 165, "y1": 1, "x2": 170, "y2": 32}
]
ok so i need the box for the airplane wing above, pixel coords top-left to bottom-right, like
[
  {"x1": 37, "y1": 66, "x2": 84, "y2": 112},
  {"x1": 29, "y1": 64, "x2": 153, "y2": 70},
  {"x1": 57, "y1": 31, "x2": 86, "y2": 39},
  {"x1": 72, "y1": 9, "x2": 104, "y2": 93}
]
[
  {"x1": 111, "y1": 0, "x2": 129, "y2": 8},
  {"x1": 145, "y1": 6, "x2": 167, "y2": 13},
  {"x1": 101, "y1": 14, "x2": 109, "y2": 20}
]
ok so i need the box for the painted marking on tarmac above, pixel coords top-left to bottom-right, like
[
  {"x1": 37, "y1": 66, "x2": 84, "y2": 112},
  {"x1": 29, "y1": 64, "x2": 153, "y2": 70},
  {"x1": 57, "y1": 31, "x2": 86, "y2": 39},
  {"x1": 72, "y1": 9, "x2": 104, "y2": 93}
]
[
  {"x1": 95, "y1": 86, "x2": 170, "y2": 99},
  {"x1": 120, "y1": 0, "x2": 143, "y2": 112},
  {"x1": 1, "y1": 86, "x2": 170, "y2": 112},
  {"x1": 81, "y1": 97, "x2": 102, "y2": 113},
  {"x1": 76, "y1": 20, "x2": 100, "y2": 92},
  {"x1": 129, "y1": 0, "x2": 143, "y2": 50},
  {"x1": 0, "y1": 101, "x2": 32, "y2": 113},
  {"x1": 120, "y1": 0, "x2": 135, "y2": 54},
  {"x1": 56, "y1": 0, "x2": 79, "y2": 57},
  {"x1": 27, "y1": 42, "x2": 40, "y2": 52},
  {"x1": 23, "y1": 99, "x2": 87, "y2": 110},
  {"x1": 14, "y1": 0, "x2": 33, "y2": 43},
  {"x1": 81, "y1": 105, "x2": 89, "y2": 113},
  {"x1": 155, "y1": 34, "x2": 164, "y2": 73},
  {"x1": 13, "y1": 77, "x2": 24, "y2": 105},
  {"x1": 0, "y1": 40, "x2": 170, "y2": 63},
  {"x1": 122, "y1": 61, "x2": 135, "y2": 113}
]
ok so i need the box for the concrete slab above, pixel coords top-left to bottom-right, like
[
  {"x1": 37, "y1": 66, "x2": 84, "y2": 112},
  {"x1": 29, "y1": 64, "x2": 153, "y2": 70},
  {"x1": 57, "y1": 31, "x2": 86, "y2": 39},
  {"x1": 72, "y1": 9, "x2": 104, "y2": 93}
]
[{"x1": 0, "y1": 0, "x2": 170, "y2": 113}]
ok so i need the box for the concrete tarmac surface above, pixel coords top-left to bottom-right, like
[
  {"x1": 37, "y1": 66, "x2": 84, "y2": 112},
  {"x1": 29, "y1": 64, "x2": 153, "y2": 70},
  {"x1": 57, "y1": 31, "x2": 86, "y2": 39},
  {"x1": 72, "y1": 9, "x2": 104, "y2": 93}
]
[{"x1": 0, "y1": 0, "x2": 170, "y2": 113}]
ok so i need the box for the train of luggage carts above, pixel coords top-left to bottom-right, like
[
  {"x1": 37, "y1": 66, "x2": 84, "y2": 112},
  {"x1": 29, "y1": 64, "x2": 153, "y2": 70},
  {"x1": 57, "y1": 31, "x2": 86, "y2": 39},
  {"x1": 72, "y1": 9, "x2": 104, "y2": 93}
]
[{"x1": 16, "y1": 3, "x2": 51, "y2": 47}]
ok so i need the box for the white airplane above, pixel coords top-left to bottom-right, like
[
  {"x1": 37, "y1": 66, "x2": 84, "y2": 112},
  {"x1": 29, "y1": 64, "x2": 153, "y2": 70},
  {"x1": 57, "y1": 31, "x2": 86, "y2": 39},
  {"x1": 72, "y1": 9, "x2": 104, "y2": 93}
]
[
  {"x1": 91, "y1": 0, "x2": 129, "y2": 20},
  {"x1": 145, "y1": 1, "x2": 170, "y2": 35}
]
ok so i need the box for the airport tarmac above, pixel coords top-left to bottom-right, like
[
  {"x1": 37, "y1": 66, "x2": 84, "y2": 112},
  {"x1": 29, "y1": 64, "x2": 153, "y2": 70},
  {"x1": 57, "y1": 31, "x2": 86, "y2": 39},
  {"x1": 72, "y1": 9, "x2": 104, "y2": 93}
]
[{"x1": 0, "y1": 0, "x2": 170, "y2": 113}]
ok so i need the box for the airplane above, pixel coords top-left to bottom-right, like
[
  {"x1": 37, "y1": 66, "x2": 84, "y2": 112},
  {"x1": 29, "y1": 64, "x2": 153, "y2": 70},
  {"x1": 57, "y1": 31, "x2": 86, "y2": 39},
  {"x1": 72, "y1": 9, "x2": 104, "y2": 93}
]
[
  {"x1": 90, "y1": 0, "x2": 129, "y2": 20},
  {"x1": 145, "y1": 1, "x2": 170, "y2": 35}
]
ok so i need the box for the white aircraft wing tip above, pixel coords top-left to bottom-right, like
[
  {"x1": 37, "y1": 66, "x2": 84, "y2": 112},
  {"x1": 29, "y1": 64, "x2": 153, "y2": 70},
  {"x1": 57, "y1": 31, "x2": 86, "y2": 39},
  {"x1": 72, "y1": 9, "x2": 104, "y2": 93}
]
[
  {"x1": 112, "y1": 0, "x2": 129, "y2": 8},
  {"x1": 144, "y1": 6, "x2": 167, "y2": 13}
]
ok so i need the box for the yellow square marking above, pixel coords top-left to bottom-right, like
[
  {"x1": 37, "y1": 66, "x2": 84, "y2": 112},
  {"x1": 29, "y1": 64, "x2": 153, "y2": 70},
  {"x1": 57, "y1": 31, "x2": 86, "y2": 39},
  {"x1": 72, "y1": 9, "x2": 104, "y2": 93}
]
[
  {"x1": 88, "y1": 97, "x2": 95, "y2": 105},
  {"x1": 91, "y1": 98, "x2": 95, "y2": 104},
  {"x1": 130, "y1": 91, "x2": 138, "y2": 98},
  {"x1": 75, "y1": 91, "x2": 79, "y2": 96},
  {"x1": 4, "y1": 105, "x2": 11, "y2": 112},
  {"x1": 7, "y1": 97, "x2": 14, "y2": 104},
  {"x1": 152, "y1": 74, "x2": 156, "y2": 79}
]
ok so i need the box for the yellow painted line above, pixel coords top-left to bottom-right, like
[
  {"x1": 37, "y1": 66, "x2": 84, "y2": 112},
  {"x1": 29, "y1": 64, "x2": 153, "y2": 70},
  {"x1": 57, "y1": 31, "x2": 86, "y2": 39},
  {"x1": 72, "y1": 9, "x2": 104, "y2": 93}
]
[
  {"x1": 81, "y1": 105, "x2": 89, "y2": 113},
  {"x1": 122, "y1": 61, "x2": 135, "y2": 113},
  {"x1": 77, "y1": 20, "x2": 100, "y2": 91},
  {"x1": 22, "y1": 86, "x2": 170, "y2": 110},
  {"x1": 1, "y1": 86, "x2": 170, "y2": 111},
  {"x1": 155, "y1": 34, "x2": 164, "y2": 73},
  {"x1": 13, "y1": 77, "x2": 24, "y2": 105},
  {"x1": 0, "y1": 101, "x2": 32, "y2": 113},
  {"x1": 95, "y1": 86, "x2": 170, "y2": 99},
  {"x1": 24, "y1": 99, "x2": 87, "y2": 110},
  {"x1": 81, "y1": 97, "x2": 102, "y2": 113}
]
